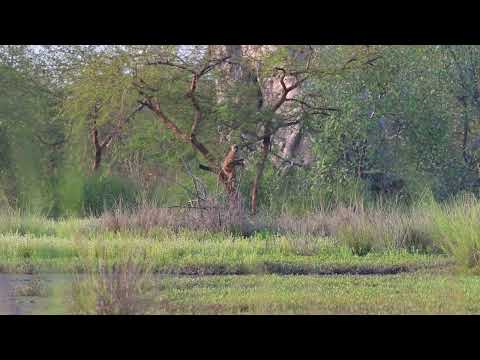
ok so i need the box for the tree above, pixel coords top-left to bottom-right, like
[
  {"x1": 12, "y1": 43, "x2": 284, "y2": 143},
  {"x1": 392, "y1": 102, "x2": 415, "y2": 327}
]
[
  {"x1": 0, "y1": 45, "x2": 66, "y2": 212},
  {"x1": 59, "y1": 45, "x2": 381, "y2": 214}
]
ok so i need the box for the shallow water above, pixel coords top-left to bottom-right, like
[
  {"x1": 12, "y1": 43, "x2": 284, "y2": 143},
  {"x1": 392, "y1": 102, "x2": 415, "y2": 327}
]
[
  {"x1": 0, "y1": 274, "x2": 74, "y2": 315},
  {"x1": 0, "y1": 273, "x2": 163, "y2": 315},
  {"x1": 0, "y1": 274, "x2": 20, "y2": 314}
]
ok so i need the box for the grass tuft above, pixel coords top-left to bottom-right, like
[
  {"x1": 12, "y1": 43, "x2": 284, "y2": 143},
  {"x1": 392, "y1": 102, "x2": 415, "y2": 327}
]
[{"x1": 429, "y1": 194, "x2": 480, "y2": 272}]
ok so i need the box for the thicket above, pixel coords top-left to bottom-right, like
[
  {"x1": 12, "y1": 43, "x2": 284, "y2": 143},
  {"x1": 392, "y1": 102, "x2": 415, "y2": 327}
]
[{"x1": 2, "y1": 45, "x2": 480, "y2": 217}]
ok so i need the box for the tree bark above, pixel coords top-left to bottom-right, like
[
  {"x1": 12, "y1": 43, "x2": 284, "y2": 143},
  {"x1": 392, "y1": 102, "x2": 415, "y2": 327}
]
[
  {"x1": 251, "y1": 135, "x2": 271, "y2": 215},
  {"x1": 211, "y1": 46, "x2": 314, "y2": 214},
  {"x1": 91, "y1": 120, "x2": 103, "y2": 172},
  {"x1": 93, "y1": 150, "x2": 102, "y2": 171}
]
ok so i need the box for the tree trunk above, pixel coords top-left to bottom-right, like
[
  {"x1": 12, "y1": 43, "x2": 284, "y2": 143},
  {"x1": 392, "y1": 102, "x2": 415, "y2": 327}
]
[
  {"x1": 91, "y1": 126, "x2": 103, "y2": 172},
  {"x1": 278, "y1": 123, "x2": 304, "y2": 176},
  {"x1": 211, "y1": 45, "x2": 312, "y2": 213},
  {"x1": 251, "y1": 135, "x2": 270, "y2": 215},
  {"x1": 93, "y1": 148, "x2": 102, "y2": 171}
]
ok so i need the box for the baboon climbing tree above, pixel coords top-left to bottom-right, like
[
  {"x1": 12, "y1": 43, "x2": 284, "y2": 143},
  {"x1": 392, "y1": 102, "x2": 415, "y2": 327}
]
[{"x1": 59, "y1": 45, "x2": 380, "y2": 213}]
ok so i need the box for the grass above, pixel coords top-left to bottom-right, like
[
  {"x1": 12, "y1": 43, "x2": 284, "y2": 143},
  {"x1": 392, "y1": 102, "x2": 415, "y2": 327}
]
[
  {"x1": 0, "y1": 198, "x2": 462, "y2": 276},
  {"x1": 68, "y1": 258, "x2": 155, "y2": 315},
  {"x1": 3, "y1": 197, "x2": 480, "y2": 314},
  {"x1": 0, "y1": 199, "x2": 454, "y2": 275},
  {"x1": 24, "y1": 271, "x2": 480, "y2": 314},
  {"x1": 13, "y1": 275, "x2": 48, "y2": 297},
  {"x1": 151, "y1": 272, "x2": 480, "y2": 314},
  {"x1": 0, "y1": 230, "x2": 451, "y2": 275},
  {"x1": 428, "y1": 193, "x2": 480, "y2": 273}
]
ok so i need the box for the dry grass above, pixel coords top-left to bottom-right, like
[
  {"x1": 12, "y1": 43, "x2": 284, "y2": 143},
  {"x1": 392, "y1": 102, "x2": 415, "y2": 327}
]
[
  {"x1": 14, "y1": 276, "x2": 48, "y2": 297},
  {"x1": 98, "y1": 196, "x2": 253, "y2": 236},
  {"x1": 69, "y1": 258, "x2": 155, "y2": 315},
  {"x1": 258, "y1": 203, "x2": 437, "y2": 255},
  {"x1": 96, "y1": 199, "x2": 440, "y2": 256}
]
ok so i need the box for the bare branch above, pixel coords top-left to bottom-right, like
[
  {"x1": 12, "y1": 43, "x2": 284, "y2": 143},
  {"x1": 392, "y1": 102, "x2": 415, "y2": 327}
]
[
  {"x1": 342, "y1": 56, "x2": 358, "y2": 70},
  {"x1": 199, "y1": 164, "x2": 215, "y2": 172},
  {"x1": 241, "y1": 120, "x2": 302, "y2": 147},
  {"x1": 271, "y1": 68, "x2": 307, "y2": 113},
  {"x1": 364, "y1": 55, "x2": 382, "y2": 66},
  {"x1": 271, "y1": 151, "x2": 305, "y2": 168},
  {"x1": 132, "y1": 78, "x2": 158, "y2": 93},
  {"x1": 285, "y1": 98, "x2": 340, "y2": 113},
  {"x1": 146, "y1": 59, "x2": 195, "y2": 73},
  {"x1": 101, "y1": 103, "x2": 145, "y2": 149},
  {"x1": 142, "y1": 98, "x2": 189, "y2": 142},
  {"x1": 147, "y1": 55, "x2": 231, "y2": 78},
  {"x1": 198, "y1": 56, "x2": 231, "y2": 76},
  {"x1": 275, "y1": 67, "x2": 288, "y2": 93},
  {"x1": 187, "y1": 73, "x2": 203, "y2": 136},
  {"x1": 142, "y1": 97, "x2": 219, "y2": 170}
]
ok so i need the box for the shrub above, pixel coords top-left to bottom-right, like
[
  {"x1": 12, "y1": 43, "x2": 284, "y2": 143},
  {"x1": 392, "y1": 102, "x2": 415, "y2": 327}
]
[
  {"x1": 337, "y1": 220, "x2": 376, "y2": 256},
  {"x1": 429, "y1": 194, "x2": 480, "y2": 272},
  {"x1": 395, "y1": 212, "x2": 438, "y2": 254},
  {"x1": 0, "y1": 211, "x2": 57, "y2": 237},
  {"x1": 69, "y1": 247, "x2": 155, "y2": 315},
  {"x1": 82, "y1": 175, "x2": 138, "y2": 216}
]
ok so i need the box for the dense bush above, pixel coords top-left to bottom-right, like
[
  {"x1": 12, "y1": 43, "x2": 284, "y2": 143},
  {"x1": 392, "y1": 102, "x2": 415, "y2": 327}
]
[{"x1": 82, "y1": 175, "x2": 138, "y2": 216}]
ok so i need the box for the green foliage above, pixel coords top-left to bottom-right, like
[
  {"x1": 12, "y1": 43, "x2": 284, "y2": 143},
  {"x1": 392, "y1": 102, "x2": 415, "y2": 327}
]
[
  {"x1": 337, "y1": 223, "x2": 376, "y2": 256},
  {"x1": 4, "y1": 45, "x2": 480, "y2": 217},
  {"x1": 82, "y1": 175, "x2": 138, "y2": 216},
  {"x1": 0, "y1": 213, "x2": 448, "y2": 275},
  {"x1": 430, "y1": 193, "x2": 480, "y2": 273},
  {"x1": 0, "y1": 64, "x2": 59, "y2": 213},
  {"x1": 56, "y1": 164, "x2": 86, "y2": 217}
]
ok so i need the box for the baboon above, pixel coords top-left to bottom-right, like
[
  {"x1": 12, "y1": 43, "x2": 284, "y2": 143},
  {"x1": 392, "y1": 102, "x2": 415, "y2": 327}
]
[{"x1": 220, "y1": 144, "x2": 244, "y2": 194}]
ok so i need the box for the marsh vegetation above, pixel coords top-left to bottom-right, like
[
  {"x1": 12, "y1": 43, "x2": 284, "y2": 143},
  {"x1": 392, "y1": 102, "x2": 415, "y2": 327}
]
[{"x1": 3, "y1": 45, "x2": 480, "y2": 314}]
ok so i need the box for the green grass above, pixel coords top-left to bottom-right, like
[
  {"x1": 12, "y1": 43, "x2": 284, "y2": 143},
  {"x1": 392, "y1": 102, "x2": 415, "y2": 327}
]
[
  {"x1": 0, "y1": 230, "x2": 451, "y2": 275},
  {"x1": 3, "y1": 200, "x2": 480, "y2": 314},
  {"x1": 428, "y1": 194, "x2": 480, "y2": 273},
  {"x1": 23, "y1": 271, "x2": 480, "y2": 314},
  {"x1": 150, "y1": 272, "x2": 480, "y2": 314},
  {"x1": 0, "y1": 207, "x2": 454, "y2": 275},
  {"x1": 2, "y1": 205, "x2": 478, "y2": 315}
]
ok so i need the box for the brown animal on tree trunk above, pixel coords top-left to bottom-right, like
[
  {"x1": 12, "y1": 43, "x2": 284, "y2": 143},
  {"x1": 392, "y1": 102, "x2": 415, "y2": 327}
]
[{"x1": 219, "y1": 144, "x2": 244, "y2": 195}]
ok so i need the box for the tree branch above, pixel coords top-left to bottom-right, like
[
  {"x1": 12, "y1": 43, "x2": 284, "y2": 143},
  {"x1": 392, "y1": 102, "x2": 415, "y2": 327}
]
[
  {"x1": 271, "y1": 151, "x2": 305, "y2": 168},
  {"x1": 142, "y1": 97, "x2": 219, "y2": 170},
  {"x1": 136, "y1": 54, "x2": 234, "y2": 174},
  {"x1": 100, "y1": 103, "x2": 145, "y2": 149},
  {"x1": 187, "y1": 73, "x2": 203, "y2": 136},
  {"x1": 146, "y1": 59, "x2": 195, "y2": 73},
  {"x1": 198, "y1": 56, "x2": 231, "y2": 76},
  {"x1": 285, "y1": 98, "x2": 340, "y2": 113},
  {"x1": 272, "y1": 67, "x2": 308, "y2": 112}
]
